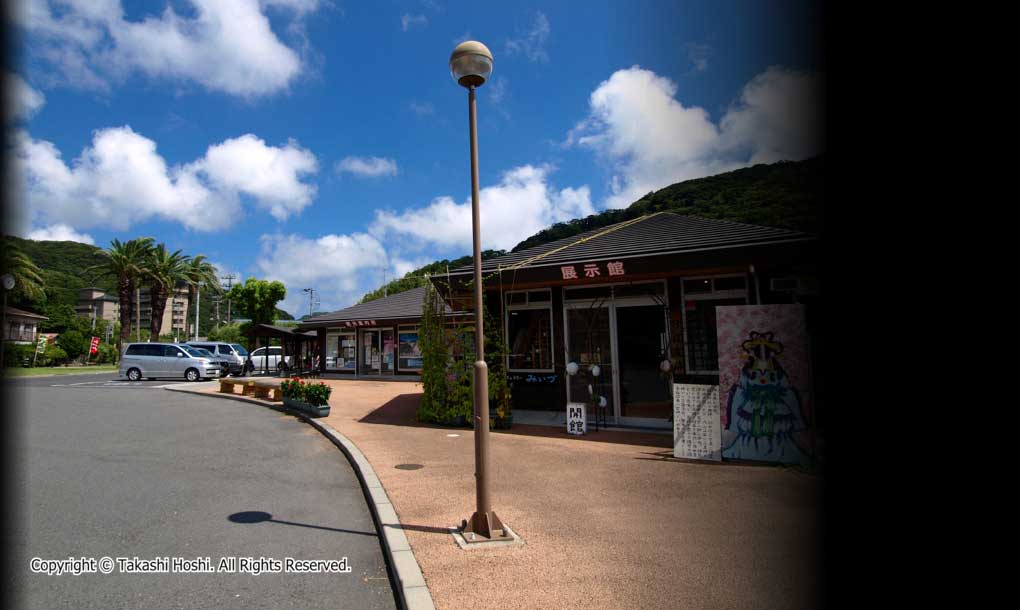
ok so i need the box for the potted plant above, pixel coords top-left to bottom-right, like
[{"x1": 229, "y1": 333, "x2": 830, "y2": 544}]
[
  {"x1": 302, "y1": 381, "x2": 332, "y2": 417},
  {"x1": 281, "y1": 376, "x2": 307, "y2": 412}
]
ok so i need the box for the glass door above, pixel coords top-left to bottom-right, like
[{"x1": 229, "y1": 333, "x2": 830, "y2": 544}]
[
  {"x1": 565, "y1": 304, "x2": 615, "y2": 420},
  {"x1": 359, "y1": 329, "x2": 381, "y2": 375},
  {"x1": 615, "y1": 304, "x2": 672, "y2": 422},
  {"x1": 380, "y1": 329, "x2": 395, "y2": 375}
]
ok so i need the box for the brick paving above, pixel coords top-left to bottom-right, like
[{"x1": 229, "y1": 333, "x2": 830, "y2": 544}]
[{"x1": 198, "y1": 378, "x2": 822, "y2": 610}]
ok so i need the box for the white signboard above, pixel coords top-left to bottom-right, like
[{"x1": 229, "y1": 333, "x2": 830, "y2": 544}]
[
  {"x1": 566, "y1": 402, "x2": 587, "y2": 435},
  {"x1": 673, "y1": 384, "x2": 722, "y2": 461}
]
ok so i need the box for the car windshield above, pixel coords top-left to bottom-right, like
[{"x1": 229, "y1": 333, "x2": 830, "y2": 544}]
[
  {"x1": 231, "y1": 344, "x2": 248, "y2": 356},
  {"x1": 179, "y1": 345, "x2": 206, "y2": 357}
]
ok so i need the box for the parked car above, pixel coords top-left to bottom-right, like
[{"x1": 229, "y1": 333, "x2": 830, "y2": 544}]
[
  {"x1": 186, "y1": 341, "x2": 248, "y2": 376},
  {"x1": 119, "y1": 343, "x2": 221, "y2": 382},
  {"x1": 246, "y1": 346, "x2": 293, "y2": 374}
]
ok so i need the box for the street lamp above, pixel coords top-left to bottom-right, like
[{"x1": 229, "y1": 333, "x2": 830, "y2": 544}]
[
  {"x1": 2, "y1": 273, "x2": 14, "y2": 366},
  {"x1": 449, "y1": 40, "x2": 508, "y2": 542}
]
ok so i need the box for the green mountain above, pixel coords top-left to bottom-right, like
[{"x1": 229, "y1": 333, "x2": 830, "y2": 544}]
[
  {"x1": 357, "y1": 155, "x2": 823, "y2": 303},
  {"x1": 513, "y1": 156, "x2": 824, "y2": 252}
]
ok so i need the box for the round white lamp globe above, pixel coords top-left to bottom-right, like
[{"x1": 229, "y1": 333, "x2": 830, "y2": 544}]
[
  {"x1": 660, "y1": 359, "x2": 672, "y2": 373},
  {"x1": 566, "y1": 361, "x2": 579, "y2": 376},
  {"x1": 449, "y1": 41, "x2": 493, "y2": 88},
  {"x1": 590, "y1": 364, "x2": 601, "y2": 378}
]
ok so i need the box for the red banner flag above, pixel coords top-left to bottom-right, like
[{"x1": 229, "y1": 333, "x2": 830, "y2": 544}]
[{"x1": 90, "y1": 336, "x2": 100, "y2": 354}]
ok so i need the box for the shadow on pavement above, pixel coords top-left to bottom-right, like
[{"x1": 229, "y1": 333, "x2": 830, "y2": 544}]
[
  {"x1": 357, "y1": 393, "x2": 672, "y2": 449},
  {"x1": 228, "y1": 511, "x2": 378, "y2": 537}
]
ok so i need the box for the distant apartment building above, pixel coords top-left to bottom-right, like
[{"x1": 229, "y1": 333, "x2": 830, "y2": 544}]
[{"x1": 75, "y1": 285, "x2": 190, "y2": 337}]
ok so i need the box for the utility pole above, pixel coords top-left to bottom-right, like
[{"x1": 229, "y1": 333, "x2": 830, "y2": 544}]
[
  {"x1": 302, "y1": 288, "x2": 318, "y2": 319},
  {"x1": 135, "y1": 286, "x2": 141, "y2": 342},
  {"x1": 193, "y1": 282, "x2": 201, "y2": 342},
  {"x1": 222, "y1": 274, "x2": 236, "y2": 324},
  {"x1": 383, "y1": 267, "x2": 388, "y2": 298}
]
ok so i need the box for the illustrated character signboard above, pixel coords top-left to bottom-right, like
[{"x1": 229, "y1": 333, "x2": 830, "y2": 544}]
[{"x1": 716, "y1": 305, "x2": 813, "y2": 464}]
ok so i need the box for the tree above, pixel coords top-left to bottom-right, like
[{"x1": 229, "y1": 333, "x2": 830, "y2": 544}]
[
  {"x1": 0, "y1": 238, "x2": 46, "y2": 304},
  {"x1": 227, "y1": 278, "x2": 285, "y2": 371},
  {"x1": 144, "y1": 244, "x2": 189, "y2": 338},
  {"x1": 227, "y1": 278, "x2": 286, "y2": 326},
  {"x1": 182, "y1": 255, "x2": 221, "y2": 339},
  {"x1": 87, "y1": 237, "x2": 155, "y2": 352},
  {"x1": 58, "y1": 330, "x2": 86, "y2": 361}
]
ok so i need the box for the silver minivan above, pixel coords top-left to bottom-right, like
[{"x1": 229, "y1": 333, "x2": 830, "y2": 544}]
[
  {"x1": 186, "y1": 341, "x2": 248, "y2": 376},
  {"x1": 119, "y1": 343, "x2": 222, "y2": 382}
]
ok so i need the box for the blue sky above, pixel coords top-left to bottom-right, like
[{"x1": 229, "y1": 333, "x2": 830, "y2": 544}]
[{"x1": 6, "y1": 0, "x2": 825, "y2": 316}]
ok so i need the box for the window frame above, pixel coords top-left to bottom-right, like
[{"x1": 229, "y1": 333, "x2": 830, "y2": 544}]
[
  {"x1": 397, "y1": 324, "x2": 423, "y2": 372},
  {"x1": 504, "y1": 288, "x2": 555, "y2": 373},
  {"x1": 680, "y1": 274, "x2": 749, "y2": 375}
]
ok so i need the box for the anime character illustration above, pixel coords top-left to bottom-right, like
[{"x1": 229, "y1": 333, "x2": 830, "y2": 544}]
[{"x1": 721, "y1": 331, "x2": 810, "y2": 463}]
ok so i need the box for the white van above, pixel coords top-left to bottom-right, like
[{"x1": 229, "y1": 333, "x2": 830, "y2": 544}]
[
  {"x1": 247, "y1": 346, "x2": 293, "y2": 374},
  {"x1": 186, "y1": 341, "x2": 248, "y2": 376},
  {"x1": 119, "y1": 343, "x2": 222, "y2": 382}
]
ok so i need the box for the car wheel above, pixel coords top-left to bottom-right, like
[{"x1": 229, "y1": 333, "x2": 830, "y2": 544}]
[
  {"x1": 185, "y1": 368, "x2": 200, "y2": 382},
  {"x1": 127, "y1": 368, "x2": 142, "y2": 381}
]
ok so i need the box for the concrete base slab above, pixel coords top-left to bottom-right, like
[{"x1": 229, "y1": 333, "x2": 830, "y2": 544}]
[{"x1": 451, "y1": 525, "x2": 524, "y2": 550}]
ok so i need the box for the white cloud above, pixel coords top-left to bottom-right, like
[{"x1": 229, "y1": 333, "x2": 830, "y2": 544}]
[
  {"x1": 370, "y1": 164, "x2": 594, "y2": 252},
  {"x1": 18, "y1": 0, "x2": 314, "y2": 97},
  {"x1": 27, "y1": 223, "x2": 95, "y2": 244},
  {"x1": 408, "y1": 100, "x2": 434, "y2": 116},
  {"x1": 569, "y1": 65, "x2": 825, "y2": 208},
  {"x1": 505, "y1": 12, "x2": 550, "y2": 63},
  {"x1": 192, "y1": 134, "x2": 319, "y2": 220},
  {"x1": 718, "y1": 66, "x2": 826, "y2": 165},
  {"x1": 401, "y1": 13, "x2": 428, "y2": 31},
  {"x1": 335, "y1": 156, "x2": 398, "y2": 178},
  {"x1": 255, "y1": 232, "x2": 389, "y2": 312},
  {"x1": 6, "y1": 73, "x2": 46, "y2": 121},
  {"x1": 10, "y1": 126, "x2": 319, "y2": 234}
]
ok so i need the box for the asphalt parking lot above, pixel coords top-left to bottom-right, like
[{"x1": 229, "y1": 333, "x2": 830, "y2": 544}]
[{"x1": 7, "y1": 374, "x2": 398, "y2": 610}]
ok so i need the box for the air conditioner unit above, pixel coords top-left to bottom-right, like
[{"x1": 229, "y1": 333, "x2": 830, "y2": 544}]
[{"x1": 770, "y1": 277, "x2": 799, "y2": 292}]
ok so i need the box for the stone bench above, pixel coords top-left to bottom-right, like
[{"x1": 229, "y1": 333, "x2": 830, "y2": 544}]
[{"x1": 218, "y1": 378, "x2": 282, "y2": 402}]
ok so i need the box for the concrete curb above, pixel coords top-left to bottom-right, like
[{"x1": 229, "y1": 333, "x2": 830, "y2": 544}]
[{"x1": 163, "y1": 383, "x2": 436, "y2": 610}]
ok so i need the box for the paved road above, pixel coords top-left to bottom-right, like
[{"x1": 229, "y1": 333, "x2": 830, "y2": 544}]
[{"x1": 8, "y1": 374, "x2": 398, "y2": 610}]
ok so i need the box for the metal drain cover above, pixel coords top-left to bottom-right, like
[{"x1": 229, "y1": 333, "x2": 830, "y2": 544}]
[{"x1": 395, "y1": 463, "x2": 424, "y2": 470}]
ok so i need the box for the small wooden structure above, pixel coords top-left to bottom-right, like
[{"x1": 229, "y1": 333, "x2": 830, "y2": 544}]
[{"x1": 246, "y1": 324, "x2": 320, "y2": 377}]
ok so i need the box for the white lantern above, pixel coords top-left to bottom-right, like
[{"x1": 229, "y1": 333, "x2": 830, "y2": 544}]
[
  {"x1": 566, "y1": 361, "x2": 579, "y2": 376},
  {"x1": 590, "y1": 364, "x2": 601, "y2": 378},
  {"x1": 660, "y1": 359, "x2": 672, "y2": 373},
  {"x1": 598, "y1": 395, "x2": 607, "y2": 408}
]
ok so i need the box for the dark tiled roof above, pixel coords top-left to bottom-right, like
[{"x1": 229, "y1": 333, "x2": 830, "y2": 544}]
[
  {"x1": 298, "y1": 286, "x2": 465, "y2": 327},
  {"x1": 450, "y1": 212, "x2": 816, "y2": 274},
  {"x1": 3, "y1": 306, "x2": 48, "y2": 320}
]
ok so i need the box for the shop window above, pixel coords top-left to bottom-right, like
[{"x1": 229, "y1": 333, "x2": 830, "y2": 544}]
[
  {"x1": 682, "y1": 275, "x2": 748, "y2": 374},
  {"x1": 326, "y1": 331, "x2": 356, "y2": 370},
  {"x1": 504, "y1": 289, "x2": 554, "y2": 371},
  {"x1": 398, "y1": 326, "x2": 423, "y2": 371}
]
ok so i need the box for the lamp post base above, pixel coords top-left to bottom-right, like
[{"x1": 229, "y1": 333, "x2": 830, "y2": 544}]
[{"x1": 461, "y1": 510, "x2": 509, "y2": 542}]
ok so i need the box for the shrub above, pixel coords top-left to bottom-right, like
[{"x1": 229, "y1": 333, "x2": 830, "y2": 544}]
[
  {"x1": 41, "y1": 345, "x2": 68, "y2": 366},
  {"x1": 303, "y1": 382, "x2": 332, "y2": 406},
  {"x1": 3, "y1": 343, "x2": 36, "y2": 368},
  {"x1": 280, "y1": 377, "x2": 305, "y2": 400}
]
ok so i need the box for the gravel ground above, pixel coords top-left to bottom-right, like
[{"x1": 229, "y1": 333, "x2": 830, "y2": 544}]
[{"x1": 201, "y1": 379, "x2": 823, "y2": 610}]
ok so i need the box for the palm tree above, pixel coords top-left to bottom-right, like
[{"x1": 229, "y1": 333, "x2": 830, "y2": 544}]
[
  {"x1": 87, "y1": 237, "x2": 155, "y2": 352},
  {"x1": 182, "y1": 255, "x2": 221, "y2": 339},
  {"x1": 144, "y1": 244, "x2": 190, "y2": 339},
  {"x1": 1, "y1": 238, "x2": 46, "y2": 303}
]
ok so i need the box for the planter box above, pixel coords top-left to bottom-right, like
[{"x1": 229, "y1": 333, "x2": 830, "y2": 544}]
[{"x1": 283, "y1": 396, "x2": 330, "y2": 418}]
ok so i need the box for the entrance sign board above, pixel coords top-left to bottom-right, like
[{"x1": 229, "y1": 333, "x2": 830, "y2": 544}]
[
  {"x1": 566, "y1": 402, "x2": 587, "y2": 435},
  {"x1": 672, "y1": 384, "x2": 722, "y2": 461},
  {"x1": 716, "y1": 305, "x2": 812, "y2": 464}
]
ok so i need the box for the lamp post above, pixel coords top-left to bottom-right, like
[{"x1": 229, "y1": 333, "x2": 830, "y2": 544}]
[
  {"x1": 2, "y1": 274, "x2": 14, "y2": 367},
  {"x1": 450, "y1": 40, "x2": 508, "y2": 541}
]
